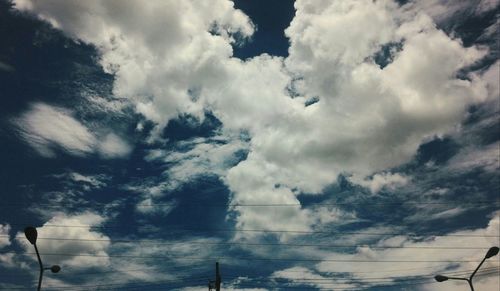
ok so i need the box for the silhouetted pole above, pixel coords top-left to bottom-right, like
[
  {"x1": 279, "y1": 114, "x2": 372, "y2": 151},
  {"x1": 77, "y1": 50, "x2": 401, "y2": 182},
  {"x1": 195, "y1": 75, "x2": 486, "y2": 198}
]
[
  {"x1": 24, "y1": 227, "x2": 61, "y2": 291},
  {"x1": 215, "y1": 262, "x2": 221, "y2": 291},
  {"x1": 434, "y1": 246, "x2": 499, "y2": 291}
]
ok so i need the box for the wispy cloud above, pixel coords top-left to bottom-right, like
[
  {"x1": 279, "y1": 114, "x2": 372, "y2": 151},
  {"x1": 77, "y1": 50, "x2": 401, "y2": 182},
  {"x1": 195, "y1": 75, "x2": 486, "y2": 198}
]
[{"x1": 14, "y1": 103, "x2": 131, "y2": 158}]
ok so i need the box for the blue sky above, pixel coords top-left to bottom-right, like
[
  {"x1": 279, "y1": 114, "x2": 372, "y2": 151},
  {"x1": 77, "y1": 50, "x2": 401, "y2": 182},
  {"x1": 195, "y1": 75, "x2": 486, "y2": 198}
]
[{"x1": 0, "y1": 0, "x2": 499, "y2": 290}]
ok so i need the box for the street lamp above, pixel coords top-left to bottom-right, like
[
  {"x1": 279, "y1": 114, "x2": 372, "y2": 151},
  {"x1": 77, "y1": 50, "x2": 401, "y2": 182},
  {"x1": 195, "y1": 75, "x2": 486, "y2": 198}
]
[
  {"x1": 24, "y1": 226, "x2": 61, "y2": 291},
  {"x1": 434, "y1": 246, "x2": 499, "y2": 291}
]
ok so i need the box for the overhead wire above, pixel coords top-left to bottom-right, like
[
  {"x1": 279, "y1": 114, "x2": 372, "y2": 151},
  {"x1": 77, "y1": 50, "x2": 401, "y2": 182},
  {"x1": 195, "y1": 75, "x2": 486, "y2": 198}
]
[
  {"x1": 3, "y1": 263, "x2": 498, "y2": 290},
  {"x1": 6, "y1": 269, "x2": 498, "y2": 291},
  {"x1": 6, "y1": 223, "x2": 499, "y2": 237},
  {"x1": 1, "y1": 234, "x2": 494, "y2": 250},
  {"x1": 1, "y1": 200, "x2": 499, "y2": 208},
  {"x1": 8, "y1": 250, "x2": 497, "y2": 263},
  {"x1": 38, "y1": 268, "x2": 500, "y2": 291}
]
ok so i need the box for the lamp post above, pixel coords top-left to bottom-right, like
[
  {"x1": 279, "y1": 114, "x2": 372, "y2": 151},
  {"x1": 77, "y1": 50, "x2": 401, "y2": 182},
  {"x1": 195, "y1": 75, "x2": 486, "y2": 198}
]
[
  {"x1": 434, "y1": 246, "x2": 499, "y2": 291},
  {"x1": 24, "y1": 227, "x2": 61, "y2": 291}
]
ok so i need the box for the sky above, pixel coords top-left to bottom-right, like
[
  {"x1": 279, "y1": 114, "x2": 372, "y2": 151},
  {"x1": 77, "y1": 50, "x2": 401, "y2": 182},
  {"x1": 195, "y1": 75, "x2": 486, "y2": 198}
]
[{"x1": 0, "y1": 0, "x2": 499, "y2": 290}]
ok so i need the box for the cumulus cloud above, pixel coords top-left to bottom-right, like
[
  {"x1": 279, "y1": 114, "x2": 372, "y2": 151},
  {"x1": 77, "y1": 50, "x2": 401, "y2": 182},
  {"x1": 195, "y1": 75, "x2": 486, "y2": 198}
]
[
  {"x1": 14, "y1": 0, "x2": 494, "y2": 235},
  {"x1": 15, "y1": 103, "x2": 131, "y2": 158},
  {"x1": 17, "y1": 212, "x2": 111, "y2": 269},
  {"x1": 14, "y1": 0, "x2": 254, "y2": 130},
  {"x1": 225, "y1": 0, "x2": 490, "y2": 233}
]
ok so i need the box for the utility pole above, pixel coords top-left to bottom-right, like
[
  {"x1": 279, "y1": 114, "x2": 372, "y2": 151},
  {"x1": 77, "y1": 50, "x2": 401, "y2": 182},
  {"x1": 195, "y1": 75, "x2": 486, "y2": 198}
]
[
  {"x1": 208, "y1": 262, "x2": 221, "y2": 291},
  {"x1": 215, "y1": 262, "x2": 221, "y2": 291}
]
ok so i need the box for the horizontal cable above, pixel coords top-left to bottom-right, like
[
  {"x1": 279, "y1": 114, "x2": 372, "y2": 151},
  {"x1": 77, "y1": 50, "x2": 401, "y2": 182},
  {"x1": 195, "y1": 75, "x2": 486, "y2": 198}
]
[
  {"x1": 2, "y1": 235, "x2": 495, "y2": 250},
  {"x1": 13, "y1": 251, "x2": 493, "y2": 263},
  {"x1": 231, "y1": 270, "x2": 499, "y2": 289},
  {"x1": 267, "y1": 267, "x2": 500, "y2": 282},
  {"x1": 8, "y1": 269, "x2": 498, "y2": 291},
  {"x1": 4, "y1": 267, "x2": 498, "y2": 290},
  {"x1": 7, "y1": 223, "x2": 499, "y2": 237},
  {"x1": 226, "y1": 263, "x2": 499, "y2": 275},
  {"x1": 1, "y1": 200, "x2": 499, "y2": 208}
]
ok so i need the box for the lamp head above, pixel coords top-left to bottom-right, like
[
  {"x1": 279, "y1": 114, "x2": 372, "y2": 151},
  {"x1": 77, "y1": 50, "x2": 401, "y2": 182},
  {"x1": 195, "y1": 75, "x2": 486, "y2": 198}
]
[
  {"x1": 24, "y1": 227, "x2": 37, "y2": 245},
  {"x1": 50, "y1": 265, "x2": 61, "y2": 273},
  {"x1": 434, "y1": 275, "x2": 449, "y2": 282},
  {"x1": 485, "y1": 246, "x2": 499, "y2": 259}
]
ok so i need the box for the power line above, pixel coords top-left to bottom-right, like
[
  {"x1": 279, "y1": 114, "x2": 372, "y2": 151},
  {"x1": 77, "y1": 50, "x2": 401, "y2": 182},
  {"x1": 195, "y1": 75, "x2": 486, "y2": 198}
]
[
  {"x1": 1, "y1": 200, "x2": 498, "y2": 208},
  {"x1": 4, "y1": 265, "x2": 497, "y2": 290},
  {"x1": 230, "y1": 270, "x2": 499, "y2": 289},
  {"x1": 11, "y1": 251, "x2": 496, "y2": 263},
  {"x1": 7, "y1": 224, "x2": 499, "y2": 237},
  {"x1": 1, "y1": 235, "x2": 493, "y2": 250},
  {"x1": 6, "y1": 267, "x2": 498, "y2": 291},
  {"x1": 267, "y1": 267, "x2": 500, "y2": 282},
  {"x1": 266, "y1": 263, "x2": 500, "y2": 275}
]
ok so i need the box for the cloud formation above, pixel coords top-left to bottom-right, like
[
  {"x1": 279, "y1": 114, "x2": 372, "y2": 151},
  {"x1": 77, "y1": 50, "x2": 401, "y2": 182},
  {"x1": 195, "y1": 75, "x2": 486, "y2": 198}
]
[
  {"x1": 268, "y1": 214, "x2": 500, "y2": 290},
  {"x1": 17, "y1": 212, "x2": 111, "y2": 269},
  {"x1": 13, "y1": 0, "x2": 496, "y2": 236},
  {"x1": 15, "y1": 103, "x2": 131, "y2": 158},
  {"x1": 15, "y1": 0, "x2": 254, "y2": 130},
  {"x1": 0, "y1": 224, "x2": 11, "y2": 249}
]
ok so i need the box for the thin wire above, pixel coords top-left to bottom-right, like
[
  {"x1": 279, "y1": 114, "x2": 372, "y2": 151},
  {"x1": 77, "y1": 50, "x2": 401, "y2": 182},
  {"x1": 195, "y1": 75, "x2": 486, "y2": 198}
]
[
  {"x1": 225, "y1": 263, "x2": 499, "y2": 275},
  {"x1": 8, "y1": 269, "x2": 498, "y2": 291},
  {"x1": 1, "y1": 235, "x2": 493, "y2": 250},
  {"x1": 251, "y1": 267, "x2": 500, "y2": 281},
  {"x1": 231, "y1": 270, "x2": 499, "y2": 289},
  {"x1": 5, "y1": 267, "x2": 498, "y2": 290},
  {"x1": 12, "y1": 251, "x2": 494, "y2": 263},
  {"x1": 7, "y1": 224, "x2": 499, "y2": 237},
  {"x1": 1, "y1": 200, "x2": 498, "y2": 208}
]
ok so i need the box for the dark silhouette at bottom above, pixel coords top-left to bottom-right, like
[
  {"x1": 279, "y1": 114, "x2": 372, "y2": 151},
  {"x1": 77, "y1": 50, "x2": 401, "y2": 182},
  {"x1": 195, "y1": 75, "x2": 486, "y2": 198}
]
[
  {"x1": 434, "y1": 246, "x2": 499, "y2": 291},
  {"x1": 24, "y1": 226, "x2": 61, "y2": 291}
]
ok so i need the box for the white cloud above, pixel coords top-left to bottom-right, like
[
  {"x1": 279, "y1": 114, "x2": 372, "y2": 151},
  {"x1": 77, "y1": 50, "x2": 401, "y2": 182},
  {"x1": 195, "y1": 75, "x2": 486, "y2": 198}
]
[
  {"x1": 14, "y1": 0, "x2": 254, "y2": 130},
  {"x1": 14, "y1": 0, "x2": 494, "y2": 235},
  {"x1": 15, "y1": 103, "x2": 131, "y2": 158},
  {"x1": 68, "y1": 172, "x2": 108, "y2": 189},
  {"x1": 135, "y1": 197, "x2": 177, "y2": 216},
  {"x1": 313, "y1": 215, "x2": 500, "y2": 287},
  {"x1": 400, "y1": 0, "x2": 499, "y2": 24},
  {"x1": 15, "y1": 103, "x2": 97, "y2": 157},
  {"x1": 259, "y1": 214, "x2": 500, "y2": 290},
  {"x1": 0, "y1": 224, "x2": 11, "y2": 248},
  {"x1": 481, "y1": 61, "x2": 500, "y2": 101},
  {"x1": 98, "y1": 133, "x2": 132, "y2": 158},
  {"x1": 272, "y1": 266, "x2": 358, "y2": 289},
  {"x1": 224, "y1": 0, "x2": 489, "y2": 233},
  {"x1": 349, "y1": 172, "x2": 409, "y2": 193},
  {"x1": 17, "y1": 212, "x2": 111, "y2": 269},
  {"x1": 476, "y1": 0, "x2": 500, "y2": 14},
  {"x1": 159, "y1": 137, "x2": 247, "y2": 190},
  {"x1": 133, "y1": 135, "x2": 247, "y2": 215},
  {"x1": 447, "y1": 142, "x2": 499, "y2": 172}
]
